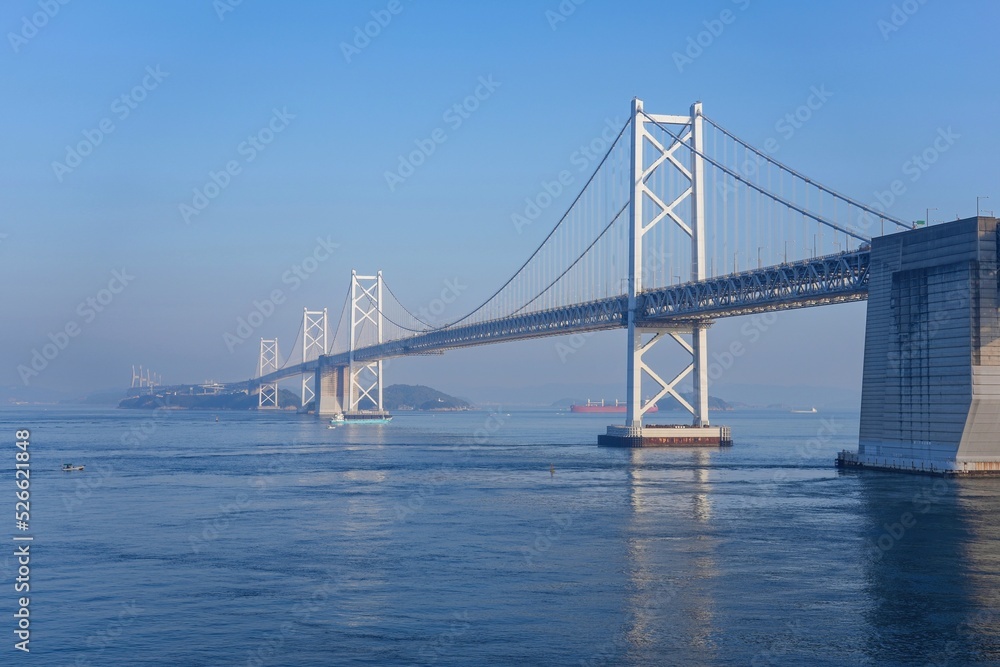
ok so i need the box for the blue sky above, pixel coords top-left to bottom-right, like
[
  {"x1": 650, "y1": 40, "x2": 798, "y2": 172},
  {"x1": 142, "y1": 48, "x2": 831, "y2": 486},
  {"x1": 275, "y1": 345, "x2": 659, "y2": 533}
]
[{"x1": 3, "y1": 0, "x2": 999, "y2": 402}]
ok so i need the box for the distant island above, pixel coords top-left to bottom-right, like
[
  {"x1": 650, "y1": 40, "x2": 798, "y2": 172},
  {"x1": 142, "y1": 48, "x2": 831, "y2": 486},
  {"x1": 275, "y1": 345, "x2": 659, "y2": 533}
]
[
  {"x1": 657, "y1": 392, "x2": 732, "y2": 411},
  {"x1": 118, "y1": 388, "x2": 301, "y2": 410},
  {"x1": 118, "y1": 383, "x2": 470, "y2": 412},
  {"x1": 383, "y1": 384, "x2": 470, "y2": 411},
  {"x1": 553, "y1": 392, "x2": 732, "y2": 411}
]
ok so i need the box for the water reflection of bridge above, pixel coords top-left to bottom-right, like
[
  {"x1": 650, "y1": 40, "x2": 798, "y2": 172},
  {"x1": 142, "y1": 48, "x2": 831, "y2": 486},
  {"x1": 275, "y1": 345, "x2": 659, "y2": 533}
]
[{"x1": 607, "y1": 446, "x2": 1000, "y2": 664}]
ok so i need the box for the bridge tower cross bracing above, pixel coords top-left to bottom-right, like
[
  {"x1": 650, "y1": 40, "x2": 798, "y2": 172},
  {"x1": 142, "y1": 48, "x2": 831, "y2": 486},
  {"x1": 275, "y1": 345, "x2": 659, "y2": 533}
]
[
  {"x1": 258, "y1": 338, "x2": 279, "y2": 409},
  {"x1": 300, "y1": 307, "x2": 328, "y2": 408},
  {"x1": 348, "y1": 270, "x2": 384, "y2": 413},
  {"x1": 625, "y1": 98, "x2": 710, "y2": 430}
]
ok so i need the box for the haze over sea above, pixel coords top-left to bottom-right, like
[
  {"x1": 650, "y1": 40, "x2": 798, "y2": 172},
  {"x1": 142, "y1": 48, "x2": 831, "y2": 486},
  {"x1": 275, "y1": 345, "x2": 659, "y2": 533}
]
[{"x1": 6, "y1": 406, "x2": 1000, "y2": 666}]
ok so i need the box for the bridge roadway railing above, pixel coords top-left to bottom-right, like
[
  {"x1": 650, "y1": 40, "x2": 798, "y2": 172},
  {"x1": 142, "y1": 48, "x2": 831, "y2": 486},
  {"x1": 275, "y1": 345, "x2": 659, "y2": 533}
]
[
  {"x1": 639, "y1": 248, "x2": 870, "y2": 321},
  {"x1": 236, "y1": 249, "x2": 870, "y2": 390}
]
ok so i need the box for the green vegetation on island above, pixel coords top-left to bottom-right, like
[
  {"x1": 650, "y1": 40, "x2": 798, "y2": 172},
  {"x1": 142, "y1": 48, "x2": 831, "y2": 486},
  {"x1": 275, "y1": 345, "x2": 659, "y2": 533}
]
[{"x1": 382, "y1": 384, "x2": 470, "y2": 411}]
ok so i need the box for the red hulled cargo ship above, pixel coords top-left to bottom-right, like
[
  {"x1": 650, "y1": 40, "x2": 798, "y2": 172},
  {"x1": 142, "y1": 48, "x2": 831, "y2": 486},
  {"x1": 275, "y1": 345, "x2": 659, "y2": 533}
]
[{"x1": 570, "y1": 399, "x2": 658, "y2": 414}]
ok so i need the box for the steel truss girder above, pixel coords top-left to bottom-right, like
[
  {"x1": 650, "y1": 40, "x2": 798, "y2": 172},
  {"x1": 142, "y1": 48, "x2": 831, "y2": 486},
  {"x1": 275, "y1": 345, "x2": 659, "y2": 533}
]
[
  {"x1": 639, "y1": 250, "x2": 871, "y2": 322},
  {"x1": 337, "y1": 296, "x2": 629, "y2": 364},
  {"x1": 234, "y1": 250, "x2": 871, "y2": 392}
]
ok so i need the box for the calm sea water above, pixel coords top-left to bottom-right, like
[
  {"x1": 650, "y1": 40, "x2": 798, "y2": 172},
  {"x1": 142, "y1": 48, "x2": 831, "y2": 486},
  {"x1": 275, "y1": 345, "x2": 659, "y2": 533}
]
[{"x1": 3, "y1": 406, "x2": 1000, "y2": 666}]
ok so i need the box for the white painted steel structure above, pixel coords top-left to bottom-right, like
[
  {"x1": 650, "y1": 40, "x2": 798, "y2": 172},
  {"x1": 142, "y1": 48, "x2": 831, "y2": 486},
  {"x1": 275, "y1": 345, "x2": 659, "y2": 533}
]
[
  {"x1": 625, "y1": 99, "x2": 710, "y2": 430},
  {"x1": 348, "y1": 271, "x2": 384, "y2": 412},
  {"x1": 300, "y1": 308, "x2": 328, "y2": 407},
  {"x1": 257, "y1": 338, "x2": 279, "y2": 408},
  {"x1": 230, "y1": 99, "x2": 911, "y2": 431}
]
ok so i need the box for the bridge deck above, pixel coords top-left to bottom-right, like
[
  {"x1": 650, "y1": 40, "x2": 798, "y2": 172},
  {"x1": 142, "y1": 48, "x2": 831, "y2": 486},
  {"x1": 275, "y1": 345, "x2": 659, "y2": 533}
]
[{"x1": 239, "y1": 250, "x2": 869, "y2": 389}]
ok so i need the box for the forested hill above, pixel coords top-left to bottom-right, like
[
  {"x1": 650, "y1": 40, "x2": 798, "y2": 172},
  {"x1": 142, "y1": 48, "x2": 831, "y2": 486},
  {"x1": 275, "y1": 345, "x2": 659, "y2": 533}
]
[{"x1": 383, "y1": 384, "x2": 470, "y2": 411}]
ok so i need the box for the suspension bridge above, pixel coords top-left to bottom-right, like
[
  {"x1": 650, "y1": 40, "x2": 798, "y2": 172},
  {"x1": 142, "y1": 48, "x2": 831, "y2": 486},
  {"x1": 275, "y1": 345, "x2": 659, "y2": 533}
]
[{"x1": 192, "y1": 98, "x2": 1000, "y2": 471}]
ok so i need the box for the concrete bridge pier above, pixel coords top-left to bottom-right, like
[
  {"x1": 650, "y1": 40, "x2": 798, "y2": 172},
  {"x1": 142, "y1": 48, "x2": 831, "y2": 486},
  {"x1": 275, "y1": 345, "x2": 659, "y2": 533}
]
[
  {"x1": 838, "y1": 216, "x2": 1000, "y2": 475},
  {"x1": 315, "y1": 357, "x2": 348, "y2": 417}
]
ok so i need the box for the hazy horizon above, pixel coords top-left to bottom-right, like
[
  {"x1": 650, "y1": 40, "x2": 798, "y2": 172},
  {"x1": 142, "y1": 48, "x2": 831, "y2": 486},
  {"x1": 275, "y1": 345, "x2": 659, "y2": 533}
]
[{"x1": 5, "y1": 1, "x2": 998, "y2": 402}]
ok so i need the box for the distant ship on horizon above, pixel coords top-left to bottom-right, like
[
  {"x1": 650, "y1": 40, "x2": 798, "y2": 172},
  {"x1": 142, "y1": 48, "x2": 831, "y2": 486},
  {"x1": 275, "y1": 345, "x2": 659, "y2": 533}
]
[
  {"x1": 570, "y1": 399, "x2": 658, "y2": 414},
  {"x1": 790, "y1": 407, "x2": 818, "y2": 414}
]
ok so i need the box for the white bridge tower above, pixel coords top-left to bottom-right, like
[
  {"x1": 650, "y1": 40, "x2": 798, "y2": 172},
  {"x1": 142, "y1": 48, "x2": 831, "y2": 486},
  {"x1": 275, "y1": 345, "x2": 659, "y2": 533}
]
[
  {"x1": 300, "y1": 308, "x2": 328, "y2": 408},
  {"x1": 349, "y1": 271, "x2": 384, "y2": 413},
  {"x1": 258, "y1": 338, "x2": 279, "y2": 409},
  {"x1": 624, "y1": 98, "x2": 710, "y2": 431}
]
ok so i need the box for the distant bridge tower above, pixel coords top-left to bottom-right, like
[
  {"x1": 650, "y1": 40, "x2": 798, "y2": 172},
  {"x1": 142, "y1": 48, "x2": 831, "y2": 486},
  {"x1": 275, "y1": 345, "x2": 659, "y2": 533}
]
[
  {"x1": 300, "y1": 308, "x2": 328, "y2": 408},
  {"x1": 349, "y1": 271, "x2": 384, "y2": 412},
  {"x1": 625, "y1": 98, "x2": 710, "y2": 430},
  {"x1": 131, "y1": 365, "x2": 159, "y2": 394},
  {"x1": 258, "y1": 338, "x2": 279, "y2": 409}
]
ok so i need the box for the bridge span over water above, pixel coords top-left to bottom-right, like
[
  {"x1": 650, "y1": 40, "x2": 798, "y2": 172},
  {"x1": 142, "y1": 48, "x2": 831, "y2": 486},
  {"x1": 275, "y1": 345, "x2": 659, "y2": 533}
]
[{"x1": 197, "y1": 99, "x2": 999, "y2": 473}]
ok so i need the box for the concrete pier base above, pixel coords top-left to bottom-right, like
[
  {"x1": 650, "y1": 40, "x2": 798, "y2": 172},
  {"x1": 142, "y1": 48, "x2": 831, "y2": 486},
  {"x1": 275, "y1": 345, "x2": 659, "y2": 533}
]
[
  {"x1": 315, "y1": 361, "x2": 348, "y2": 418},
  {"x1": 835, "y1": 450, "x2": 1000, "y2": 476},
  {"x1": 599, "y1": 424, "x2": 733, "y2": 448},
  {"x1": 838, "y1": 216, "x2": 1000, "y2": 475}
]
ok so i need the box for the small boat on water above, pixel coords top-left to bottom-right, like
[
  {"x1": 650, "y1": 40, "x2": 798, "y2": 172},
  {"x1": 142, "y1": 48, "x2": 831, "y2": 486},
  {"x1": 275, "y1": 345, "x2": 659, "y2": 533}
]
[
  {"x1": 329, "y1": 412, "x2": 393, "y2": 425},
  {"x1": 791, "y1": 407, "x2": 818, "y2": 414},
  {"x1": 62, "y1": 464, "x2": 85, "y2": 471}
]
